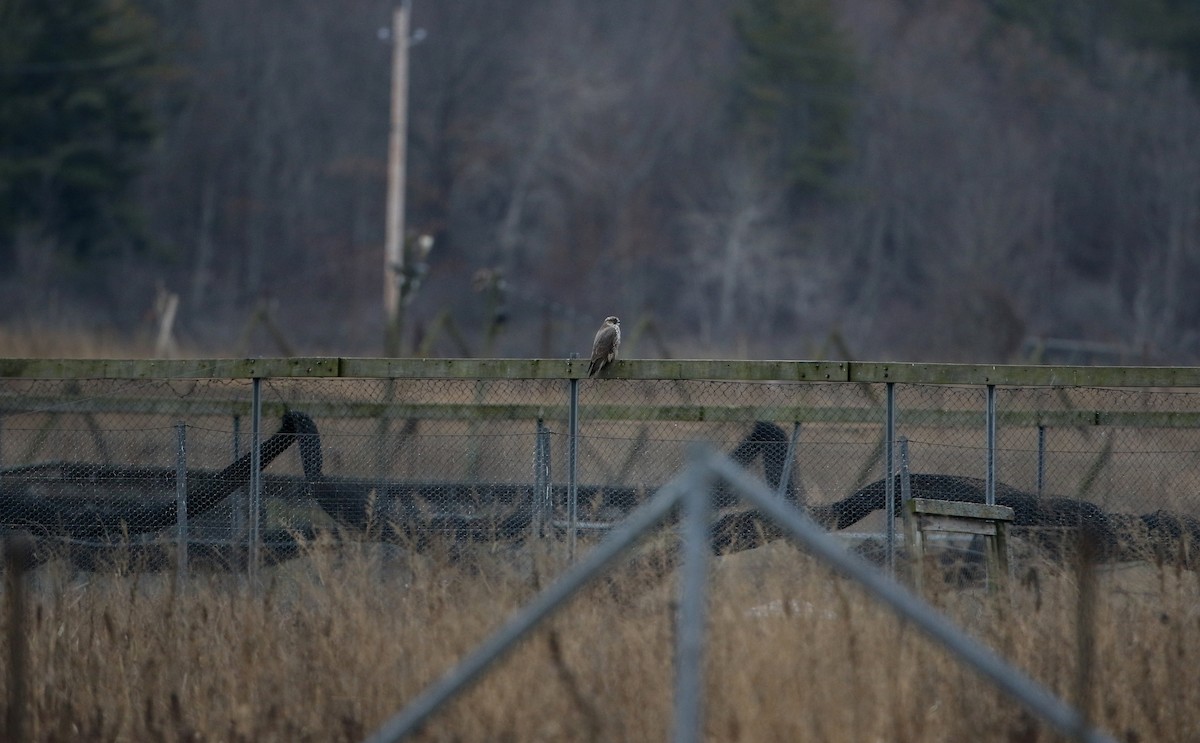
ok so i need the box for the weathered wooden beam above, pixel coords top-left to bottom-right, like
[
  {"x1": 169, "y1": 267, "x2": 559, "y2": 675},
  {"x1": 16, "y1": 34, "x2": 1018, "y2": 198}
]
[
  {"x1": 338, "y1": 358, "x2": 850, "y2": 381},
  {"x1": 592, "y1": 359, "x2": 850, "y2": 382},
  {"x1": 848, "y1": 362, "x2": 1200, "y2": 388},
  {"x1": 0, "y1": 358, "x2": 339, "y2": 380},
  {"x1": 2, "y1": 357, "x2": 1200, "y2": 388},
  {"x1": 907, "y1": 498, "x2": 1014, "y2": 522},
  {"x1": 338, "y1": 357, "x2": 578, "y2": 379},
  {"x1": 4, "y1": 395, "x2": 1200, "y2": 428}
]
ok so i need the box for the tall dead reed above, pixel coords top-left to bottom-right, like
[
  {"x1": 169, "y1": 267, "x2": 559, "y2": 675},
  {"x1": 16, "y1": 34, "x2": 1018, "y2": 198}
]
[{"x1": 0, "y1": 535, "x2": 1197, "y2": 741}]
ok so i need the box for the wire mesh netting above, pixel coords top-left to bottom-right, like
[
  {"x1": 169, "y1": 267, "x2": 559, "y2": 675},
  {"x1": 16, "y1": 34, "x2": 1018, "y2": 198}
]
[{"x1": 2, "y1": 375, "x2": 1200, "y2": 574}]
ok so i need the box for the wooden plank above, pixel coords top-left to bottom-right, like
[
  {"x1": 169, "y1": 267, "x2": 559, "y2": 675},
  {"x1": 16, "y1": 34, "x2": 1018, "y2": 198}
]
[
  {"x1": 0, "y1": 357, "x2": 850, "y2": 383},
  {"x1": 0, "y1": 399, "x2": 876, "y2": 424},
  {"x1": 2, "y1": 356, "x2": 1200, "y2": 389},
  {"x1": 5, "y1": 394, "x2": 1200, "y2": 428},
  {"x1": 1094, "y1": 410, "x2": 1200, "y2": 427},
  {"x1": 0, "y1": 396, "x2": 259, "y2": 418},
  {"x1": 599, "y1": 359, "x2": 850, "y2": 382},
  {"x1": 338, "y1": 357, "x2": 580, "y2": 380},
  {"x1": 338, "y1": 358, "x2": 850, "y2": 381},
  {"x1": 848, "y1": 362, "x2": 1200, "y2": 388},
  {"x1": 908, "y1": 498, "x2": 1014, "y2": 522},
  {"x1": 905, "y1": 497, "x2": 1012, "y2": 595},
  {"x1": 915, "y1": 516, "x2": 998, "y2": 537},
  {"x1": 0, "y1": 358, "x2": 339, "y2": 380}
]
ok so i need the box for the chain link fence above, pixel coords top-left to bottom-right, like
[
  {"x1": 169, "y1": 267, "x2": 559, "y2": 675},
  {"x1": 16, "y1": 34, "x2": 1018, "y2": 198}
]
[{"x1": 2, "y1": 365, "x2": 1199, "y2": 575}]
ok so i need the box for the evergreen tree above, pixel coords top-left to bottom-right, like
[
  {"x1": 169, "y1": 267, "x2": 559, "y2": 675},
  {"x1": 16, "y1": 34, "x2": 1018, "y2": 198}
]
[
  {"x1": 731, "y1": 0, "x2": 856, "y2": 196},
  {"x1": 0, "y1": 0, "x2": 159, "y2": 269},
  {"x1": 989, "y1": 0, "x2": 1200, "y2": 87}
]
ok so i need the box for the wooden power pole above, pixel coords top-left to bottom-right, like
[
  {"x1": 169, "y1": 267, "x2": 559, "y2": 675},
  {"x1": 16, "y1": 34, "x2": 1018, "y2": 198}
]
[{"x1": 383, "y1": 1, "x2": 412, "y2": 357}]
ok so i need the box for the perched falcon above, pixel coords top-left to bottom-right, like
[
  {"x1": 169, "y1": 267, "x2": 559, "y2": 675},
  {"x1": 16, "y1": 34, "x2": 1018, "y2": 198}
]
[{"x1": 588, "y1": 316, "x2": 621, "y2": 377}]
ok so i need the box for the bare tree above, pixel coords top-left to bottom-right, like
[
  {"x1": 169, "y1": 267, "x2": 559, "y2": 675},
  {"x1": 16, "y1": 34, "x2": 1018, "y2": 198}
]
[{"x1": 30, "y1": 0, "x2": 1200, "y2": 362}]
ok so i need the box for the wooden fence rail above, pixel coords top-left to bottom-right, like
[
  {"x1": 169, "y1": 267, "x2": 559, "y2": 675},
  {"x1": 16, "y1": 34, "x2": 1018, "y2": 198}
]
[
  {"x1": 5, "y1": 396, "x2": 1200, "y2": 428},
  {"x1": 3, "y1": 357, "x2": 1200, "y2": 387}
]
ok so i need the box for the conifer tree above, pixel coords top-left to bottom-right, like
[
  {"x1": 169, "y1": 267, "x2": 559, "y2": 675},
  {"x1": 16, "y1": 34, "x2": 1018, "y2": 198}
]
[
  {"x1": 0, "y1": 0, "x2": 159, "y2": 268},
  {"x1": 731, "y1": 0, "x2": 856, "y2": 196}
]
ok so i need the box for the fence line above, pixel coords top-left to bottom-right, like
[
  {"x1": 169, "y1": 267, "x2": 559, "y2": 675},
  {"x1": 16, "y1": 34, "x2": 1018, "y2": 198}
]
[
  {"x1": 1, "y1": 357, "x2": 1189, "y2": 738},
  {"x1": 4, "y1": 358, "x2": 1200, "y2": 585},
  {"x1": 12, "y1": 395, "x2": 1200, "y2": 428},
  {"x1": 5, "y1": 357, "x2": 1200, "y2": 387}
]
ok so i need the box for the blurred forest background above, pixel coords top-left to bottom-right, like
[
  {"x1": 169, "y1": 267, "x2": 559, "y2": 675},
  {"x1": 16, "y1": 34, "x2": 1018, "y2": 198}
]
[{"x1": 3, "y1": 0, "x2": 1200, "y2": 362}]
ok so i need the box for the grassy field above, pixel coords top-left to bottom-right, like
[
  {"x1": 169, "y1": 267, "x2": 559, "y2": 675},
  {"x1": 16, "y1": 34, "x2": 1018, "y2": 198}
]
[
  {"x1": 4, "y1": 323, "x2": 1200, "y2": 740},
  {"x1": 3, "y1": 536, "x2": 1198, "y2": 742}
]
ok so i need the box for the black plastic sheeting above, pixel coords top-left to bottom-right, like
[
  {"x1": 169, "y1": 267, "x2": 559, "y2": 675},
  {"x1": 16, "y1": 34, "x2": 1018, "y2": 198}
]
[{"x1": 2, "y1": 413, "x2": 1197, "y2": 572}]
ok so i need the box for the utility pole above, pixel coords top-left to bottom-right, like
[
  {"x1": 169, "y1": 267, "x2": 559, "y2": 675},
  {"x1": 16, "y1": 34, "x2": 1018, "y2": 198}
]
[{"x1": 383, "y1": 1, "x2": 412, "y2": 357}]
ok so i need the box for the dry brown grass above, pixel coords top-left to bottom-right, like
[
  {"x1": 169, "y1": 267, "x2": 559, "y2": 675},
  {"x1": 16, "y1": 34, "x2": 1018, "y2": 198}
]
[
  {"x1": 2, "y1": 537, "x2": 1199, "y2": 742},
  {"x1": 5, "y1": 330, "x2": 1200, "y2": 740},
  {"x1": 0, "y1": 324, "x2": 162, "y2": 359}
]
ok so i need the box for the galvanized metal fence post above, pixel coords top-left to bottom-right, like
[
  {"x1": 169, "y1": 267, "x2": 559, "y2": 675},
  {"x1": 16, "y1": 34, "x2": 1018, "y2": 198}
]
[
  {"x1": 1037, "y1": 423, "x2": 1046, "y2": 498},
  {"x1": 986, "y1": 384, "x2": 997, "y2": 506},
  {"x1": 567, "y1": 376, "x2": 579, "y2": 560},
  {"x1": 231, "y1": 413, "x2": 245, "y2": 559},
  {"x1": 899, "y1": 436, "x2": 912, "y2": 507},
  {"x1": 777, "y1": 422, "x2": 801, "y2": 503},
  {"x1": 543, "y1": 423, "x2": 553, "y2": 537},
  {"x1": 175, "y1": 421, "x2": 188, "y2": 584},
  {"x1": 673, "y1": 449, "x2": 713, "y2": 743},
  {"x1": 248, "y1": 377, "x2": 263, "y2": 581},
  {"x1": 885, "y1": 382, "x2": 896, "y2": 577},
  {"x1": 532, "y1": 418, "x2": 550, "y2": 539}
]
